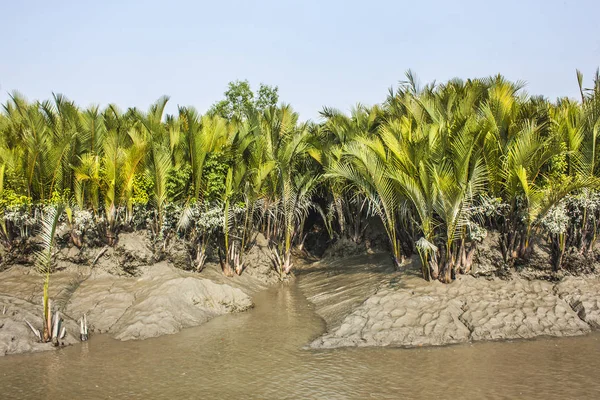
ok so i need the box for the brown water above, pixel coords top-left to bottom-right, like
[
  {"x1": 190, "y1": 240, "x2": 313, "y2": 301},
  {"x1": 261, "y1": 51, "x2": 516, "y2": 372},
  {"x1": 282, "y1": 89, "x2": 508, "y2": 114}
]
[{"x1": 1, "y1": 283, "x2": 600, "y2": 399}]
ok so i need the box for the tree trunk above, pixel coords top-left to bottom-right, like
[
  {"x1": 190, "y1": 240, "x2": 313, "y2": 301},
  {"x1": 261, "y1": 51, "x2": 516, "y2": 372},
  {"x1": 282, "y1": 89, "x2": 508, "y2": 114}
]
[
  {"x1": 429, "y1": 252, "x2": 440, "y2": 280},
  {"x1": 283, "y1": 250, "x2": 293, "y2": 275},
  {"x1": 551, "y1": 234, "x2": 565, "y2": 272},
  {"x1": 457, "y1": 240, "x2": 466, "y2": 273},
  {"x1": 70, "y1": 231, "x2": 83, "y2": 248},
  {"x1": 463, "y1": 245, "x2": 476, "y2": 274},
  {"x1": 218, "y1": 247, "x2": 234, "y2": 277},
  {"x1": 440, "y1": 254, "x2": 454, "y2": 284},
  {"x1": 419, "y1": 253, "x2": 431, "y2": 281},
  {"x1": 196, "y1": 243, "x2": 207, "y2": 272}
]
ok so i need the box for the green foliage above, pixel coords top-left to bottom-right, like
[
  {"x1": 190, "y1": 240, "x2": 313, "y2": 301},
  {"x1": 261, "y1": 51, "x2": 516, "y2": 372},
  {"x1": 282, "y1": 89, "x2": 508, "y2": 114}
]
[
  {"x1": 2, "y1": 69, "x2": 600, "y2": 281},
  {"x1": 547, "y1": 142, "x2": 569, "y2": 181},
  {"x1": 2, "y1": 169, "x2": 28, "y2": 196},
  {"x1": 48, "y1": 189, "x2": 72, "y2": 206},
  {"x1": 202, "y1": 153, "x2": 231, "y2": 202},
  {"x1": 210, "y1": 80, "x2": 254, "y2": 120},
  {"x1": 131, "y1": 173, "x2": 153, "y2": 206},
  {"x1": 255, "y1": 84, "x2": 279, "y2": 112},
  {"x1": 209, "y1": 80, "x2": 279, "y2": 119},
  {"x1": 0, "y1": 189, "x2": 32, "y2": 212},
  {"x1": 328, "y1": 69, "x2": 600, "y2": 280},
  {"x1": 166, "y1": 164, "x2": 193, "y2": 202}
]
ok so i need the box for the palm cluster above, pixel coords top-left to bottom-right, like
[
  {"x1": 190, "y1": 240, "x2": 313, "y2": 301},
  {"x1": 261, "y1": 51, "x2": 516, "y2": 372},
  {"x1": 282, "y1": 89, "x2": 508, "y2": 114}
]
[
  {"x1": 323, "y1": 70, "x2": 600, "y2": 281},
  {"x1": 1, "y1": 70, "x2": 599, "y2": 282},
  {"x1": 0, "y1": 92, "x2": 318, "y2": 278}
]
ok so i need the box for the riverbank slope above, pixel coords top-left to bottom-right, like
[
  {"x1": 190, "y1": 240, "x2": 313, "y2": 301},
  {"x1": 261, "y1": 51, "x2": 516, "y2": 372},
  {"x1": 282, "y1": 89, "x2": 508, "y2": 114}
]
[
  {"x1": 299, "y1": 253, "x2": 600, "y2": 348},
  {"x1": 0, "y1": 233, "x2": 278, "y2": 356}
]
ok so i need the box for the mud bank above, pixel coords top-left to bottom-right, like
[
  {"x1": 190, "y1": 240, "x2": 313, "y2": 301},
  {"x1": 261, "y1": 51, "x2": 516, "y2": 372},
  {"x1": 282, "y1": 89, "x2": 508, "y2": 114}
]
[
  {"x1": 0, "y1": 233, "x2": 278, "y2": 357},
  {"x1": 301, "y1": 254, "x2": 600, "y2": 349}
]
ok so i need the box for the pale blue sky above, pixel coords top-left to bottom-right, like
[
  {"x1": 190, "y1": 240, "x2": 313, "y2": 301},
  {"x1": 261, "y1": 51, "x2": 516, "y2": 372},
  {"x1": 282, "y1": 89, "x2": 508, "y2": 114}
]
[{"x1": 1, "y1": 0, "x2": 599, "y2": 120}]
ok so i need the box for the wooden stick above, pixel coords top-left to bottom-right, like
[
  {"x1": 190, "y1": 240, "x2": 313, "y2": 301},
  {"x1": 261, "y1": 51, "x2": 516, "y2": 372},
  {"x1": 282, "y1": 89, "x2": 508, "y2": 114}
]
[{"x1": 91, "y1": 246, "x2": 108, "y2": 267}]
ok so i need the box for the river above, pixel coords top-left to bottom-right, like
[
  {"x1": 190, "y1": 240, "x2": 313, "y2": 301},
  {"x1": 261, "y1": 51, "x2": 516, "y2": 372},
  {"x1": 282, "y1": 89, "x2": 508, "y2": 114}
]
[{"x1": 1, "y1": 282, "x2": 600, "y2": 399}]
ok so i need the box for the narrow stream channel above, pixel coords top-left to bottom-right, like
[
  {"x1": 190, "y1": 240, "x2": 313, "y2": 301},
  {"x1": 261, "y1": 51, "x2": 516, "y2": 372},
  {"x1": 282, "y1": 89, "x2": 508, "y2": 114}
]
[{"x1": 1, "y1": 282, "x2": 600, "y2": 399}]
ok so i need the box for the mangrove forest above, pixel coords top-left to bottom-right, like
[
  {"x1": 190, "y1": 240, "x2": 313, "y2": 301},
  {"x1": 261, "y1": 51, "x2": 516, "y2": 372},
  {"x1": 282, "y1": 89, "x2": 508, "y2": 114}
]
[{"x1": 1, "y1": 70, "x2": 600, "y2": 283}]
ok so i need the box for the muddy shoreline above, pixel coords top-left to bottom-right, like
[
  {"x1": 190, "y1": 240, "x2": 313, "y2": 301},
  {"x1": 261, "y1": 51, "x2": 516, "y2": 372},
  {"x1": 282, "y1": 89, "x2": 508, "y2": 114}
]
[
  {"x1": 0, "y1": 232, "x2": 279, "y2": 357},
  {"x1": 299, "y1": 253, "x2": 600, "y2": 349},
  {"x1": 3, "y1": 233, "x2": 600, "y2": 356}
]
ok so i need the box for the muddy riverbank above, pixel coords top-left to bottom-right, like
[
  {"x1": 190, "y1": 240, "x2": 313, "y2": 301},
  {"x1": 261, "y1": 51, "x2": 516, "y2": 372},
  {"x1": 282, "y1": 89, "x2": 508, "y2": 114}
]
[
  {"x1": 300, "y1": 253, "x2": 600, "y2": 349},
  {"x1": 3, "y1": 233, "x2": 600, "y2": 357},
  {"x1": 0, "y1": 233, "x2": 278, "y2": 356}
]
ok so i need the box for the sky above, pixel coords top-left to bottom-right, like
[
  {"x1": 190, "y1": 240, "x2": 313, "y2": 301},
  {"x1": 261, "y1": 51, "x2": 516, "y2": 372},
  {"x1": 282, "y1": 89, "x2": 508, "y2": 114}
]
[{"x1": 1, "y1": 0, "x2": 599, "y2": 121}]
